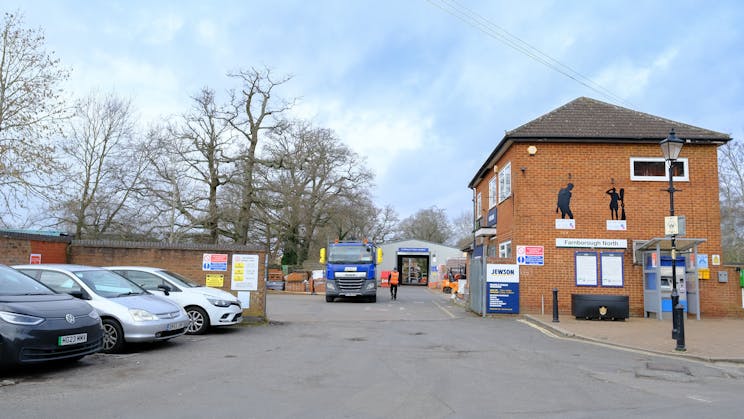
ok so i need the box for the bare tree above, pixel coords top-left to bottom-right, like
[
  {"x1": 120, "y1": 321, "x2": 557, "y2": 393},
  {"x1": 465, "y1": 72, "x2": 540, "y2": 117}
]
[
  {"x1": 450, "y1": 210, "x2": 473, "y2": 250},
  {"x1": 0, "y1": 12, "x2": 69, "y2": 223},
  {"x1": 49, "y1": 91, "x2": 145, "y2": 239},
  {"x1": 259, "y1": 120, "x2": 374, "y2": 266},
  {"x1": 719, "y1": 139, "x2": 744, "y2": 262},
  {"x1": 140, "y1": 88, "x2": 236, "y2": 243},
  {"x1": 397, "y1": 206, "x2": 453, "y2": 244},
  {"x1": 219, "y1": 67, "x2": 293, "y2": 244}
]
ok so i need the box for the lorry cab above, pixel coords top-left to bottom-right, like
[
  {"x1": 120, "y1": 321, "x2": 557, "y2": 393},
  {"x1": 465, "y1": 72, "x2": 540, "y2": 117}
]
[{"x1": 320, "y1": 240, "x2": 383, "y2": 303}]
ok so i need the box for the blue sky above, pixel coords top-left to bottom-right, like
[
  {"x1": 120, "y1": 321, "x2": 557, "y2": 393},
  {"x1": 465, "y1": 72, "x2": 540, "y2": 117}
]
[{"x1": 6, "y1": 0, "x2": 744, "y2": 222}]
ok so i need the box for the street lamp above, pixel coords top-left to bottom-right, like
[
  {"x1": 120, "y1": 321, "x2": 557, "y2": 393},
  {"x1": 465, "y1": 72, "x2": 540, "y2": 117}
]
[{"x1": 660, "y1": 128, "x2": 686, "y2": 351}]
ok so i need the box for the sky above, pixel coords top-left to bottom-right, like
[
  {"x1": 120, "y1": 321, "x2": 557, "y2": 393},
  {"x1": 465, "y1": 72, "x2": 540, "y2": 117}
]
[{"x1": 5, "y1": 0, "x2": 744, "y2": 223}]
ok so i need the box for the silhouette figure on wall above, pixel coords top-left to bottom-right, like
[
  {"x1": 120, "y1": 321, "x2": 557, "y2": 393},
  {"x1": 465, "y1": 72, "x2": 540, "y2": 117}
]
[
  {"x1": 606, "y1": 187, "x2": 620, "y2": 219},
  {"x1": 619, "y1": 188, "x2": 626, "y2": 220},
  {"x1": 556, "y1": 183, "x2": 574, "y2": 219}
]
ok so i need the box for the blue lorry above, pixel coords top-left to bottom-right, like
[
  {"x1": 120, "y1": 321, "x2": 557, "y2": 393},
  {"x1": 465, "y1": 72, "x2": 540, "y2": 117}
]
[{"x1": 320, "y1": 240, "x2": 382, "y2": 303}]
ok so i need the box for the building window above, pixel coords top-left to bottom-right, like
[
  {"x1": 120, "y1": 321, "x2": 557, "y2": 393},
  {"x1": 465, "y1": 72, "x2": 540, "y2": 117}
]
[
  {"x1": 499, "y1": 240, "x2": 512, "y2": 258},
  {"x1": 630, "y1": 157, "x2": 688, "y2": 182},
  {"x1": 476, "y1": 192, "x2": 482, "y2": 221},
  {"x1": 498, "y1": 162, "x2": 511, "y2": 202},
  {"x1": 488, "y1": 176, "x2": 497, "y2": 208}
]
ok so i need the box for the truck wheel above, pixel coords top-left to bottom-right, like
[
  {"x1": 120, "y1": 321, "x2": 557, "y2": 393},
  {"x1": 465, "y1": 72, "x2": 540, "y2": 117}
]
[{"x1": 326, "y1": 296, "x2": 334, "y2": 303}]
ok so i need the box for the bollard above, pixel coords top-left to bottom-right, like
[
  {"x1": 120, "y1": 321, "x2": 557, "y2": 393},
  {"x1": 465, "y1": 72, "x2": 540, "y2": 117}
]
[
  {"x1": 674, "y1": 304, "x2": 686, "y2": 351},
  {"x1": 552, "y1": 288, "x2": 559, "y2": 323}
]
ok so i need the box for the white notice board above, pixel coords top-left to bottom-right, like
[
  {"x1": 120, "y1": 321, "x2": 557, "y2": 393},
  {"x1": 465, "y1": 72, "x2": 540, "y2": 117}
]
[
  {"x1": 600, "y1": 252, "x2": 624, "y2": 287},
  {"x1": 575, "y1": 252, "x2": 598, "y2": 286}
]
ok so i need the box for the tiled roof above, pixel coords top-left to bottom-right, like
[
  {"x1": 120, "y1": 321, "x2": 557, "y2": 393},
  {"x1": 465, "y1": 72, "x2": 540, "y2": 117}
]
[
  {"x1": 468, "y1": 97, "x2": 732, "y2": 188},
  {"x1": 506, "y1": 97, "x2": 731, "y2": 140}
]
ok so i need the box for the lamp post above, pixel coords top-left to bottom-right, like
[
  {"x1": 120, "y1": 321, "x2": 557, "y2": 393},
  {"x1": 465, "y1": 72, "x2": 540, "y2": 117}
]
[{"x1": 660, "y1": 128, "x2": 686, "y2": 351}]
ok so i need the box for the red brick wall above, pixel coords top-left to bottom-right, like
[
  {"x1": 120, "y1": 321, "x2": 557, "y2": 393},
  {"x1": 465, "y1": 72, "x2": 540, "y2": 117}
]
[
  {"x1": 69, "y1": 244, "x2": 267, "y2": 320},
  {"x1": 30, "y1": 240, "x2": 68, "y2": 263},
  {"x1": 475, "y1": 142, "x2": 742, "y2": 318}
]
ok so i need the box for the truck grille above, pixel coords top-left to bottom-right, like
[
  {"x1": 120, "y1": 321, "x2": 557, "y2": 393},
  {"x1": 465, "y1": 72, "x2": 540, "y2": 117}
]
[{"x1": 337, "y1": 278, "x2": 364, "y2": 292}]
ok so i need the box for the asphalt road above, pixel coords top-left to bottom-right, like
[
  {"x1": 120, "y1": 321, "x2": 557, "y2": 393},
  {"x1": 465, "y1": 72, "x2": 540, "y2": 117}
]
[{"x1": 2, "y1": 287, "x2": 744, "y2": 418}]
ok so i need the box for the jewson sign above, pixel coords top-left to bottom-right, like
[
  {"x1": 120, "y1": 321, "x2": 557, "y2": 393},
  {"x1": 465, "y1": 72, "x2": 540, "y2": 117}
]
[{"x1": 486, "y1": 264, "x2": 519, "y2": 314}]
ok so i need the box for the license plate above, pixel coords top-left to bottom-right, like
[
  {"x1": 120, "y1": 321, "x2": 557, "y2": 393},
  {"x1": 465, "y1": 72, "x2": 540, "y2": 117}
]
[
  {"x1": 167, "y1": 322, "x2": 185, "y2": 331},
  {"x1": 58, "y1": 333, "x2": 87, "y2": 346},
  {"x1": 343, "y1": 293, "x2": 358, "y2": 296}
]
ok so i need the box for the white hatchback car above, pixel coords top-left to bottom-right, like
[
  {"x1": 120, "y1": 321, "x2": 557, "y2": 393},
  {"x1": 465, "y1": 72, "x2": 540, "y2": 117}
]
[{"x1": 105, "y1": 267, "x2": 243, "y2": 335}]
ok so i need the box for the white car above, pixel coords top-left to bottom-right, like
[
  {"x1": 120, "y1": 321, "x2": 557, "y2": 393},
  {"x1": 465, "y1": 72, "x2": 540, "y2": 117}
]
[{"x1": 105, "y1": 267, "x2": 243, "y2": 335}]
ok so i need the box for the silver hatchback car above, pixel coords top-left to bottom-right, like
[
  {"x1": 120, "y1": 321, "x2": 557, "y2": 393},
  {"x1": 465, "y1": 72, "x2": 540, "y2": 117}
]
[{"x1": 14, "y1": 264, "x2": 189, "y2": 353}]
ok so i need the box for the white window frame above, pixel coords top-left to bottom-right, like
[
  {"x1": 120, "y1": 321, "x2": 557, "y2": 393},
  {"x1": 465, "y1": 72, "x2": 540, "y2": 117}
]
[
  {"x1": 499, "y1": 240, "x2": 512, "y2": 259},
  {"x1": 630, "y1": 157, "x2": 689, "y2": 182},
  {"x1": 488, "y1": 176, "x2": 497, "y2": 208},
  {"x1": 476, "y1": 192, "x2": 482, "y2": 221},
  {"x1": 498, "y1": 162, "x2": 512, "y2": 203}
]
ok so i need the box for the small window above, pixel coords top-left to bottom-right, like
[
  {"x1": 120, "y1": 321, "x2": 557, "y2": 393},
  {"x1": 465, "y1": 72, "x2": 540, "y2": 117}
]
[
  {"x1": 488, "y1": 176, "x2": 497, "y2": 208},
  {"x1": 499, "y1": 241, "x2": 512, "y2": 258},
  {"x1": 498, "y1": 163, "x2": 512, "y2": 202},
  {"x1": 476, "y1": 192, "x2": 482, "y2": 220},
  {"x1": 630, "y1": 157, "x2": 688, "y2": 181}
]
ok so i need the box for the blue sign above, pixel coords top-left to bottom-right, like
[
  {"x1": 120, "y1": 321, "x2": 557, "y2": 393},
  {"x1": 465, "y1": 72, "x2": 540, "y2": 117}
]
[
  {"x1": 398, "y1": 247, "x2": 429, "y2": 253},
  {"x1": 486, "y1": 282, "x2": 519, "y2": 313},
  {"x1": 203, "y1": 262, "x2": 228, "y2": 271},
  {"x1": 487, "y1": 207, "x2": 497, "y2": 227}
]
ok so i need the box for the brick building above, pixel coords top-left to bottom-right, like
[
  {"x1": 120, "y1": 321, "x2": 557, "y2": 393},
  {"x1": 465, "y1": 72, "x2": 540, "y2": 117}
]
[{"x1": 468, "y1": 97, "x2": 741, "y2": 318}]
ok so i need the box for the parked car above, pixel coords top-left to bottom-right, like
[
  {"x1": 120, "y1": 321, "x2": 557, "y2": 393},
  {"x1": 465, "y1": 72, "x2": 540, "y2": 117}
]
[
  {"x1": 266, "y1": 279, "x2": 285, "y2": 291},
  {"x1": 13, "y1": 264, "x2": 189, "y2": 353},
  {"x1": 105, "y1": 266, "x2": 242, "y2": 335},
  {"x1": 0, "y1": 264, "x2": 103, "y2": 367}
]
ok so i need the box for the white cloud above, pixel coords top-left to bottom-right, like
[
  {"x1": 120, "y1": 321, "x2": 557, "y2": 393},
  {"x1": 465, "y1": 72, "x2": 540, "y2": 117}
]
[
  {"x1": 594, "y1": 47, "x2": 680, "y2": 99},
  {"x1": 144, "y1": 14, "x2": 184, "y2": 44}
]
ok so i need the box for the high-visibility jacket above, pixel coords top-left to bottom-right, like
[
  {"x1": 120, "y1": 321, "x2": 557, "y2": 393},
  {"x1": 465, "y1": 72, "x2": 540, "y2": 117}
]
[{"x1": 390, "y1": 271, "x2": 399, "y2": 285}]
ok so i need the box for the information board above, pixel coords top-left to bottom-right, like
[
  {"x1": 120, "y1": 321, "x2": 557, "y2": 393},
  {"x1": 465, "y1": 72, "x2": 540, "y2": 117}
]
[{"x1": 486, "y1": 264, "x2": 519, "y2": 314}]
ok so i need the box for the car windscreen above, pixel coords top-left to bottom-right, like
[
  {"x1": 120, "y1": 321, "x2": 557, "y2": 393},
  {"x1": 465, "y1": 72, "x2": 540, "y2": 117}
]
[
  {"x1": 75, "y1": 269, "x2": 147, "y2": 298},
  {"x1": 0, "y1": 265, "x2": 55, "y2": 296},
  {"x1": 328, "y1": 245, "x2": 374, "y2": 264},
  {"x1": 160, "y1": 270, "x2": 200, "y2": 288}
]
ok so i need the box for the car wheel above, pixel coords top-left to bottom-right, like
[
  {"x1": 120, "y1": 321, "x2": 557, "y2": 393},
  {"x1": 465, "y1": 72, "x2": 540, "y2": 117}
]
[
  {"x1": 186, "y1": 307, "x2": 209, "y2": 335},
  {"x1": 326, "y1": 296, "x2": 334, "y2": 303},
  {"x1": 102, "y1": 318, "x2": 124, "y2": 353}
]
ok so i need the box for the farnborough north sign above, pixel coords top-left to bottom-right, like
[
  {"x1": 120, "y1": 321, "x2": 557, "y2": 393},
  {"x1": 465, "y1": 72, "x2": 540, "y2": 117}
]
[{"x1": 555, "y1": 238, "x2": 627, "y2": 249}]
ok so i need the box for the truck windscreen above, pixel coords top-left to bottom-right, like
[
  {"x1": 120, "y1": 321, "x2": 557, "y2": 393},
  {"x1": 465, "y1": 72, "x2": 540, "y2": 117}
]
[{"x1": 328, "y1": 245, "x2": 373, "y2": 264}]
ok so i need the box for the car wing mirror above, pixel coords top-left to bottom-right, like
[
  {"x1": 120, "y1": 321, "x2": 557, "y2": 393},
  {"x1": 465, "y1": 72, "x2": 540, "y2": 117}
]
[{"x1": 157, "y1": 284, "x2": 171, "y2": 296}]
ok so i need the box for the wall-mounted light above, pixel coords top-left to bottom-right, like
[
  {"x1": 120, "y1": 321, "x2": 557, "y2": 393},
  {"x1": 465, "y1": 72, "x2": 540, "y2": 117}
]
[
  {"x1": 493, "y1": 164, "x2": 498, "y2": 173},
  {"x1": 527, "y1": 145, "x2": 537, "y2": 156}
]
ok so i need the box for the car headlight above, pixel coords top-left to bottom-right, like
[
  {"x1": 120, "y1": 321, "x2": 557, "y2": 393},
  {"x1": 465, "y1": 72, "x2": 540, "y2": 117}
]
[
  {"x1": 207, "y1": 298, "x2": 231, "y2": 308},
  {"x1": 326, "y1": 281, "x2": 336, "y2": 291},
  {"x1": 0, "y1": 311, "x2": 44, "y2": 326},
  {"x1": 365, "y1": 281, "x2": 376, "y2": 290},
  {"x1": 88, "y1": 309, "x2": 100, "y2": 320},
  {"x1": 129, "y1": 308, "x2": 158, "y2": 321}
]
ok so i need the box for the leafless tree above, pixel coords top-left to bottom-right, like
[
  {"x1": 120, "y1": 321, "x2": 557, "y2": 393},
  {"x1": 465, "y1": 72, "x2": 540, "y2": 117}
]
[
  {"x1": 258, "y1": 120, "x2": 374, "y2": 266},
  {"x1": 719, "y1": 139, "x2": 744, "y2": 263},
  {"x1": 0, "y1": 12, "x2": 69, "y2": 224},
  {"x1": 142, "y1": 88, "x2": 236, "y2": 243},
  {"x1": 450, "y1": 210, "x2": 473, "y2": 250},
  {"x1": 219, "y1": 67, "x2": 293, "y2": 244},
  {"x1": 397, "y1": 206, "x2": 453, "y2": 244},
  {"x1": 48, "y1": 91, "x2": 146, "y2": 239}
]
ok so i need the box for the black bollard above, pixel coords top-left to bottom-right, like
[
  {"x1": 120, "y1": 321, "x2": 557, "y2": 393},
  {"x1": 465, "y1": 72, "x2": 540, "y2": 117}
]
[
  {"x1": 674, "y1": 304, "x2": 686, "y2": 351},
  {"x1": 552, "y1": 288, "x2": 559, "y2": 323}
]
